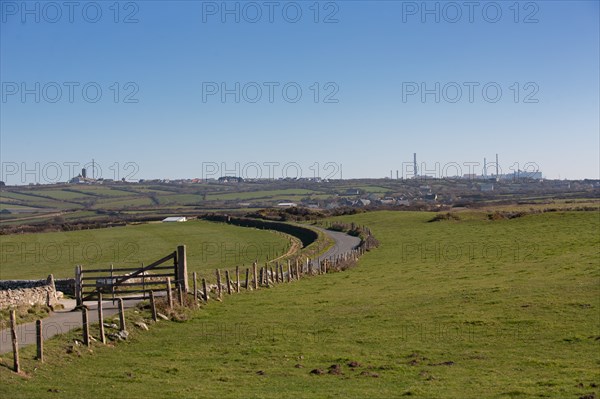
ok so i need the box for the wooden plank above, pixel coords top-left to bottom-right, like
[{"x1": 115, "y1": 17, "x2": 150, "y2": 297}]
[
  {"x1": 225, "y1": 270, "x2": 232, "y2": 295},
  {"x1": 245, "y1": 268, "x2": 250, "y2": 290},
  {"x1": 83, "y1": 265, "x2": 174, "y2": 273},
  {"x1": 112, "y1": 252, "x2": 176, "y2": 287}
]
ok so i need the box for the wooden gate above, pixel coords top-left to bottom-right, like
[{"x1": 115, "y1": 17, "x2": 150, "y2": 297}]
[{"x1": 75, "y1": 245, "x2": 188, "y2": 305}]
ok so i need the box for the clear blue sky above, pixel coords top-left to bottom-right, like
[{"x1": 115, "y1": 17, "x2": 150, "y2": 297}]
[{"x1": 1, "y1": 0, "x2": 598, "y2": 184}]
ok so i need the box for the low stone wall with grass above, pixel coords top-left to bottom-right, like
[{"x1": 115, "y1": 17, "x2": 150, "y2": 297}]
[{"x1": 0, "y1": 275, "x2": 62, "y2": 310}]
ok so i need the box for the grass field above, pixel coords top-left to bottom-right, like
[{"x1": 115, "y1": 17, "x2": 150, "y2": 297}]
[
  {"x1": 1, "y1": 210, "x2": 598, "y2": 398},
  {"x1": 0, "y1": 220, "x2": 291, "y2": 280}
]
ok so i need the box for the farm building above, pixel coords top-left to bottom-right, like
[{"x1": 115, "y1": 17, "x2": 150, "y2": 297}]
[{"x1": 162, "y1": 216, "x2": 187, "y2": 222}]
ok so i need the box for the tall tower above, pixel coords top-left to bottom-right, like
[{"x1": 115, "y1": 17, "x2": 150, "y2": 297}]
[
  {"x1": 495, "y1": 154, "x2": 499, "y2": 177},
  {"x1": 483, "y1": 158, "x2": 487, "y2": 177},
  {"x1": 413, "y1": 153, "x2": 418, "y2": 178},
  {"x1": 82, "y1": 168, "x2": 87, "y2": 179}
]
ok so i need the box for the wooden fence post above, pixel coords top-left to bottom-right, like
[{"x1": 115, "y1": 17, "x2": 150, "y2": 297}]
[
  {"x1": 176, "y1": 245, "x2": 189, "y2": 293},
  {"x1": 178, "y1": 285, "x2": 184, "y2": 307},
  {"x1": 166, "y1": 277, "x2": 173, "y2": 309},
  {"x1": 36, "y1": 319, "x2": 43, "y2": 362},
  {"x1": 270, "y1": 266, "x2": 276, "y2": 284},
  {"x1": 82, "y1": 307, "x2": 90, "y2": 347},
  {"x1": 118, "y1": 298, "x2": 126, "y2": 332},
  {"x1": 265, "y1": 266, "x2": 270, "y2": 288},
  {"x1": 202, "y1": 278, "x2": 208, "y2": 302},
  {"x1": 75, "y1": 265, "x2": 82, "y2": 307},
  {"x1": 193, "y1": 272, "x2": 198, "y2": 307},
  {"x1": 252, "y1": 262, "x2": 258, "y2": 290},
  {"x1": 98, "y1": 293, "x2": 106, "y2": 344},
  {"x1": 10, "y1": 310, "x2": 19, "y2": 373},
  {"x1": 236, "y1": 266, "x2": 240, "y2": 293},
  {"x1": 295, "y1": 259, "x2": 300, "y2": 280},
  {"x1": 216, "y1": 269, "x2": 222, "y2": 299},
  {"x1": 287, "y1": 261, "x2": 291, "y2": 283},
  {"x1": 245, "y1": 268, "x2": 250, "y2": 290},
  {"x1": 150, "y1": 290, "x2": 158, "y2": 321},
  {"x1": 225, "y1": 270, "x2": 232, "y2": 295}
]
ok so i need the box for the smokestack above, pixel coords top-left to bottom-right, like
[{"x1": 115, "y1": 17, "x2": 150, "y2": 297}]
[
  {"x1": 413, "y1": 153, "x2": 418, "y2": 177},
  {"x1": 390, "y1": 170, "x2": 393, "y2": 179},
  {"x1": 396, "y1": 170, "x2": 399, "y2": 180},
  {"x1": 483, "y1": 158, "x2": 487, "y2": 177},
  {"x1": 495, "y1": 154, "x2": 499, "y2": 177}
]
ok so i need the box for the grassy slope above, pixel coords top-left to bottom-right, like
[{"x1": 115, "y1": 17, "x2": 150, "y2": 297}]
[
  {"x1": 0, "y1": 220, "x2": 290, "y2": 280},
  {"x1": 0, "y1": 211, "x2": 598, "y2": 398}
]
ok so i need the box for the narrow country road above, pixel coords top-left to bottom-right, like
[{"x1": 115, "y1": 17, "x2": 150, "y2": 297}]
[{"x1": 0, "y1": 226, "x2": 361, "y2": 355}]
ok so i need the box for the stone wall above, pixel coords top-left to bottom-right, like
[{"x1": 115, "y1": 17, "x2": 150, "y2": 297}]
[{"x1": 0, "y1": 275, "x2": 62, "y2": 310}]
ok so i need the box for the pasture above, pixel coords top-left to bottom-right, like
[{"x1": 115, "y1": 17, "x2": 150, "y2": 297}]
[
  {"x1": 0, "y1": 209, "x2": 598, "y2": 398},
  {"x1": 0, "y1": 220, "x2": 291, "y2": 280}
]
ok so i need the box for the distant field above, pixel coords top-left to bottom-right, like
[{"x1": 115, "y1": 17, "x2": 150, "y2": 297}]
[
  {"x1": 207, "y1": 188, "x2": 319, "y2": 201},
  {"x1": 0, "y1": 220, "x2": 290, "y2": 280},
  {"x1": 1, "y1": 210, "x2": 598, "y2": 398}
]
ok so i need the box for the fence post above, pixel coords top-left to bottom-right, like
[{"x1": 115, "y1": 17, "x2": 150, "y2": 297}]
[
  {"x1": 75, "y1": 265, "x2": 82, "y2": 307},
  {"x1": 150, "y1": 290, "x2": 158, "y2": 321},
  {"x1": 98, "y1": 293, "x2": 106, "y2": 344},
  {"x1": 245, "y1": 268, "x2": 250, "y2": 290},
  {"x1": 118, "y1": 298, "x2": 126, "y2": 332},
  {"x1": 216, "y1": 269, "x2": 222, "y2": 299},
  {"x1": 287, "y1": 261, "x2": 291, "y2": 283},
  {"x1": 177, "y1": 245, "x2": 189, "y2": 293},
  {"x1": 225, "y1": 270, "x2": 232, "y2": 295},
  {"x1": 193, "y1": 272, "x2": 198, "y2": 307},
  {"x1": 202, "y1": 278, "x2": 208, "y2": 302},
  {"x1": 236, "y1": 266, "x2": 240, "y2": 293},
  {"x1": 253, "y1": 262, "x2": 258, "y2": 290},
  {"x1": 82, "y1": 307, "x2": 90, "y2": 347},
  {"x1": 166, "y1": 277, "x2": 173, "y2": 309},
  {"x1": 178, "y1": 285, "x2": 184, "y2": 307},
  {"x1": 295, "y1": 259, "x2": 300, "y2": 280},
  {"x1": 10, "y1": 310, "x2": 19, "y2": 373},
  {"x1": 36, "y1": 319, "x2": 43, "y2": 362}
]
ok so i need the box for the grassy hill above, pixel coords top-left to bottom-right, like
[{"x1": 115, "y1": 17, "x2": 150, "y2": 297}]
[
  {"x1": 1, "y1": 209, "x2": 598, "y2": 398},
  {"x1": 0, "y1": 220, "x2": 291, "y2": 280}
]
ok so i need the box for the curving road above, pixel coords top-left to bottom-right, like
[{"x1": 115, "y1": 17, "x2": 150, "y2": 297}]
[{"x1": 0, "y1": 226, "x2": 360, "y2": 355}]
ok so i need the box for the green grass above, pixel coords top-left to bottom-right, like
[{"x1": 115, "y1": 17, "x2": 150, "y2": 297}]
[
  {"x1": 207, "y1": 189, "x2": 319, "y2": 201},
  {"x1": 0, "y1": 220, "x2": 291, "y2": 280},
  {"x1": 0, "y1": 210, "x2": 598, "y2": 398}
]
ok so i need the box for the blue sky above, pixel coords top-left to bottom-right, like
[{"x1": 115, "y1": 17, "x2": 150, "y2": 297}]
[{"x1": 1, "y1": 0, "x2": 598, "y2": 184}]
